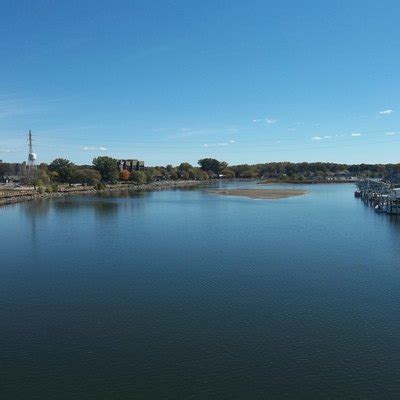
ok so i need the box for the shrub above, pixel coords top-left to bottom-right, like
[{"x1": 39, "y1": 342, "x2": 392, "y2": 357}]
[{"x1": 95, "y1": 182, "x2": 106, "y2": 190}]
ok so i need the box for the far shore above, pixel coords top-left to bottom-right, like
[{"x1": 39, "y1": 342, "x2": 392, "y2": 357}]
[
  {"x1": 0, "y1": 180, "x2": 201, "y2": 207},
  {"x1": 207, "y1": 188, "x2": 309, "y2": 199},
  {"x1": 257, "y1": 179, "x2": 356, "y2": 185}
]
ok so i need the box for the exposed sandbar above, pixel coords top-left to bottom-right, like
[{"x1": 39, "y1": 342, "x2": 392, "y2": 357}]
[{"x1": 207, "y1": 189, "x2": 308, "y2": 199}]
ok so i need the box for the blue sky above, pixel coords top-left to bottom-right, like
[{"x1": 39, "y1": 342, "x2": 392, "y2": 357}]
[{"x1": 1, "y1": 0, "x2": 399, "y2": 166}]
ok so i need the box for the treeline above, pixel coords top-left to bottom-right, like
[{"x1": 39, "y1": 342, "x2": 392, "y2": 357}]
[
  {"x1": 3, "y1": 157, "x2": 400, "y2": 191},
  {"x1": 228, "y1": 162, "x2": 400, "y2": 180},
  {"x1": 30, "y1": 157, "x2": 214, "y2": 191}
]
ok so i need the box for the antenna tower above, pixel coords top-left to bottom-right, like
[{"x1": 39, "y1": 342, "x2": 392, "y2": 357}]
[{"x1": 28, "y1": 130, "x2": 37, "y2": 170}]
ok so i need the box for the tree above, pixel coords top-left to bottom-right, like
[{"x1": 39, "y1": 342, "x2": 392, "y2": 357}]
[
  {"x1": 48, "y1": 158, "x2": 77, "y2": 184},
  {"x1": 180, "y1": 170, "x2": 190, "y2": 180},
  {"x1": 130, "y1": 170, "x2": 147, "y2": 185},
  {"x1": 74, "y1": 169, "x2": 101, "y2": 186},
  {"x1": 93, "y1": 156, "x2": 118, "y2": 182},
  {"x1": 36, "y1": 167, "x2": 51, "y2": 185},
  {"x1": 169, "y1": 169, "x2": 178, "y2": 180},
  {"x1": 178, "y1": 162, "x2": 193, "y2": 172},
  {"x1": 198, "y1": 158, "x2": 227, "y2": 175},
  {"x1": 220, "y1": 169, "x2": 235, "y2": 178},
  {"x1": 119, "y1": 170, "x2": 130, "y2": 181}
]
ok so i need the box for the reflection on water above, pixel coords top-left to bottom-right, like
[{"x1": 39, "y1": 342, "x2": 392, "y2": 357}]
[{"x1": 52, "y1": 198, "x2": 120, "y2": 215}]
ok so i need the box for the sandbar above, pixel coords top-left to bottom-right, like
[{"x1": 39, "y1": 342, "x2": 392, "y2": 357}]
[{"x1": 207, "y1": 189, "x2": 308, "y2": 199}]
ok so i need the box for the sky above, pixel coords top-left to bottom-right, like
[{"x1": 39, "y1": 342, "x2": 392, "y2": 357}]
[{"x1": 0, "y1": 0, "x2": 400, "y2": 166}]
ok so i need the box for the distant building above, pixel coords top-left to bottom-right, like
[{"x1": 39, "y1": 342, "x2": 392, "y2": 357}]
[
  {"x1": 333, "y1": 171, "x2": 351, "y2": 180},
  {"x1": 117, "y1": 159, "x2": 144, "y2": 173}
]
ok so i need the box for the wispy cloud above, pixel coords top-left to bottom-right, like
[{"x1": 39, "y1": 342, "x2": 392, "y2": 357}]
[
  {"x1": 385, "y1": 131, "x2": 398, "y2": 136},
  {"x1": 311, "y1": 135, "x2": 333, "y2": 141},
  {"x1": 253, "y1": 117, "x2": 277, "y2": 124},
  {"x1": 287, "y1": 127, "x2": 296, "y2": 131},
  {"x1": 351, "y1": 132, "x2": 362, "y2": 137},
  {"x1": 379, "y1": 109, "x2": 394, "y2": 115},
  {"x1": 81, "y1": 146, "x2": 108, "y2": 151},
  {"x1": 170, "y1": 126, "x2": 238, "y2": 139},
  {"x1": 204, "y1": 140, "x2": 236, "y2": 147},
  {"x1": 0, "y1": 148, "x2": 11, "y2": 153}
]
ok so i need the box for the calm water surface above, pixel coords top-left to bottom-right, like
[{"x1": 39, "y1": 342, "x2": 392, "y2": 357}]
[{"x1": 1, "y1": 183, "x2": 400, "y2": 399}]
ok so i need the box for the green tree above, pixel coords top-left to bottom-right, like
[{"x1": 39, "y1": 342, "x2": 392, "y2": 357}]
[
  {"x1": 178, "y1": 162, "x2": 193, "y2": 172},
  {"x1": 198, "y1": 158, "x2": 224, "y2": 174},
  {"x1": 180, "y1": 170, "x2": 190, "y2": 180},
  {"x1": 169, "y1": 169, "x2": 178, "y2": 180},
  {"x1": 74, "y1": 169, "x2": 101, "y2": 186},
  {"x1": 130, "y1": 170, "x2": 147, "y2": 185},
  {"x1": 93, "y1": 156, "x2": 118, "y2": 182},
  {"x1": 220, "y1": 169, "x2": 235, "y2": 178},
  {"x1": 48, "y1": 158, "x2": 77, "y2": 184}
]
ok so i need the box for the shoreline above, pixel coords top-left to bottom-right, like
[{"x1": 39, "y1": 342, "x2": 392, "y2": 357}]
[
  {"x1": 0, "y1": 180, "x2": 201, "y2": 207},
  {"x1": 258, "y1": 179, "x2": 356, "y2": 185}
]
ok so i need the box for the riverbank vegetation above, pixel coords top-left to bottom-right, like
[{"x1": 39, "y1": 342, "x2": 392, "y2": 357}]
[{"x1": 2, "y1": 157, "x2": 400, "y2": 193}]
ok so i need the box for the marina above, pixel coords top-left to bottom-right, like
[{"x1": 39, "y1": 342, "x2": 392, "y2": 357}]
[{"x1": 355, "y1": 179, "x2": 400, "y2": 215}]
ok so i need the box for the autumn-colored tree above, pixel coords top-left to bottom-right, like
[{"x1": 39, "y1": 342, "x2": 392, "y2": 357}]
[{"x1": 119, "y1": 170, "x2": 130, "y2": 181}]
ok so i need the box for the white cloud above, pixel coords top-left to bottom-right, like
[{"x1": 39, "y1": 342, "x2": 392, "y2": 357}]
[
  {"x1": 312, "y1": 135, "x2": 333, "y2": 141},
  {"x1": 288, "y1": 127, "x2": 296, "y2": 131},
  {"x1": 0, "y1": 148, "x2": 11, "y2": 153},
  {"x1": 252, "y1": 117, "x2": 277, "y2": 124},
  {"x1": 385, "y1": 131, "x2": 398, "y2": 136},
  {"x1": 351, "y1": 133, "x2": 362, "y2": 137},
  {"x1": 203, "y1": 140, "x2": 236, "y2": 147},
  {"x1": 379, "y1": 109, "x2": 394, "y2": 115},
  {"x1": 81, "y1": 146, "x2": 108, "y2": 151}
]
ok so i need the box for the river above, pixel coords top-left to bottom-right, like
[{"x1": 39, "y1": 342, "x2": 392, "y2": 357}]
[{"x1": 1, "y1": 182, "x2": 400, "y2": 399}]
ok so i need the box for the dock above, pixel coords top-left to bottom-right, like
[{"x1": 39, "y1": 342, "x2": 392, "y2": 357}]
[{"x1": 355, "y1": 179, "x2": 400, "y2": 215}]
